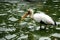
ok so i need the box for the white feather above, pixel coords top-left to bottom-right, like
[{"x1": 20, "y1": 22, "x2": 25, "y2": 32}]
[{"x1": 33, "y1": 12, "x2": 55, "y2": 25}]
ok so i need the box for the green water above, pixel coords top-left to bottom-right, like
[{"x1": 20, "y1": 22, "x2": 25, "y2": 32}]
[{"x1": 0, "y1": 2, "x2": 60, "y2": 40}]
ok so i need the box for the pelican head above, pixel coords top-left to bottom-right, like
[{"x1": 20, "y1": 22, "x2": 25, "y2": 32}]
[
  {"x1": 27, "y1": 8, "x2": 34, "y2": 14},
  {"x1": 21, "y1": 8, "x2": 34, "y2": 20}
]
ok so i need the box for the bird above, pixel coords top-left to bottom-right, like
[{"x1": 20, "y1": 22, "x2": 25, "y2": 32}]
[{"x1": 21, "y1": 8, "x2": 56, "y2": 30}]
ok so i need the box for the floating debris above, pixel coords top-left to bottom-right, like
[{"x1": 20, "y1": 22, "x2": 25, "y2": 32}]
[
  {"x1": 53, "y1": 0, "x2": 59, "y2": 2},
  {"x1": 56, "y1": 22, "x2": 60, "y2": 25},
  {"x1": 7, "y1": 10, "x2": 12, "y2": 13},
  {"x1": 35, "y1": 26, "x2": 40, "y2": 30},
  {"x1": 56, "y1": 28, "x2": 60, "y2": 30},
  {"x1": 5, "y1": 28, "x2": 16, "y2": 32},
  {"x1": 5, "y1": 34, "x2": 16, "y2": 39},
  {"x1": 39, "y1": 37, "x2": 51, "y2": 40},
  {"x1": 41, "y1": 26, "x2": 45, "y2": 29},
  {"x1": 20, "y1": 35, "x2": 28, "y2": 39},
  {"x1": 0, "y1": 22, "x2": 6, "y2": 26},
  {"x1": 0, "y1": 38, "x2": 6, "y2": 40},
  {"x1": 9, "y1": 1, "x2": 19, "y2": 3},
  {"x1": 52, "y1": 13, "x2": 56, "y2": 16},
  {"x1": 28, "y1": 22, "x2": 33, "y2": 25},
  {"x1": 0, "y1": 27, "x2": 7, "y2": 31},
  {"x1": 18, "y1": 3, "x2": 27, "y2": 6},
  {"x1": 51, "y1": 33, "x2": 60, "y2": 38},
  {"x1": 17, "y1": 10, "x2": 24, "y2": 13},
  {"x1": 28, "y1": 26, "x2": 35, "y2": 31},
  {"x1": 55, "y1": 5, "x2": 59, "y2": 6},
  {"x1": 0, "y1": 14, "x2": 7, "y2": 16},
  {"x1": 5, "y1": 4, "x2": 11, "y2": 5},
  {"x1": 43, "y1": 2, "x2": 46, "y2": 4},
  {"x1": 19, "y1": 22, "x2": 27, "y2": 26},
  {"x1": 8, "y1": 17, "x2": 18, "y2": 21},
  {"x1": 18, "y1": 34, "x2": 28, "y2": 40},
  {"x1": 12, "y1": 9, "x2": 17, "y2": 12},
  {"x1": 8, "y1": 24, "x2": 13, "y2": 26},
  {"x1": 0, "y1": 27, "x2": 16, "y2": 32},
  {"x1": 28, "y1": 26, "x2": 34, "y2": 29}
]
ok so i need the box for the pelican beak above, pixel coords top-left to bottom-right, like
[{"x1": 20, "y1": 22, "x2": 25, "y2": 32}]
[{"x1": 21, "y1": 12, "x2": 29, "y2": 21}]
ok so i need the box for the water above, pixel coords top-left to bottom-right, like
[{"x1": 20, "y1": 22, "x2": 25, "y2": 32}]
[{"x1": 0, "y1": 1, "x2": 60, "y2": 40}]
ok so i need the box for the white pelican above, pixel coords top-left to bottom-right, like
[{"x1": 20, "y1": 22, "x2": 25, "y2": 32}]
[{"x1": 21, "y1": 8, "x2": 56, "y2": 29}]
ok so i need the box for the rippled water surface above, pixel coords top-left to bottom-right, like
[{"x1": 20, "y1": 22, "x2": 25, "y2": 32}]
[{"x1": 0, "y1": 1, "x2": 60, "y2": 40}]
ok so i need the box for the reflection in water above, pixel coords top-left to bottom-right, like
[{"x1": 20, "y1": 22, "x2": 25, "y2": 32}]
[{"x1": 0, "y1": 1, "x2": 60, "y2": 40}]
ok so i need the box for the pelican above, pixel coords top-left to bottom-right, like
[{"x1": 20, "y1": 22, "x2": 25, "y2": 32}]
[{"x1": 21, "y1": 8, "x2": 56, "y2": 29}]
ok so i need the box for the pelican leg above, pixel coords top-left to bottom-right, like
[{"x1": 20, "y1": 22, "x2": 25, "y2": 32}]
[{"x1": 40, "y1": 24, "x2": 42, "y2": 30}]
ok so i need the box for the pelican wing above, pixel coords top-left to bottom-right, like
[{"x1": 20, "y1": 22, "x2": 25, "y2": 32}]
[
  {"x1": 41, "y1": 14, "x2": 55, "y2": 25},
  {"x1": 33, "y1": 12, "x2": 55, "y2": 25},
  {"x1": 33, "y1": 13, "x2": 42, "y2": 22}
]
